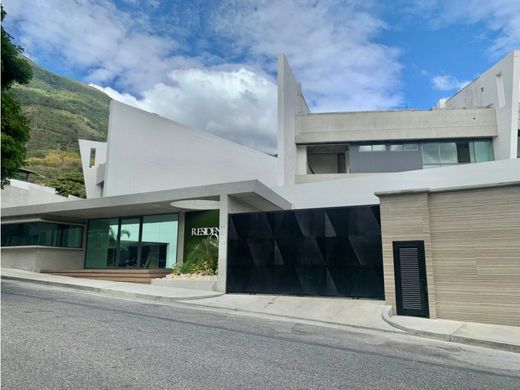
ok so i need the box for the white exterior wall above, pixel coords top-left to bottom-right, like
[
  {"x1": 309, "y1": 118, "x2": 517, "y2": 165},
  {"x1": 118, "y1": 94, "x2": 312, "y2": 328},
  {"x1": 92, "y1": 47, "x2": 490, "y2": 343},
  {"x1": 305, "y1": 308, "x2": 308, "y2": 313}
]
[
  {"x1": 296, "y1": 108, "x2": 497, "y2": 144},
  {"x1": 446, "y1": 50, "x2": 519, "y2": 160},
  {"x1": 103, "y1": 101, "x2": 277, "y2": 197},
  {"x1": 79, "y1": 139, "x2": 107, "y2": 198},
  {"x1": 275, "y1": 159, "x2": 520, "y2": 209},
  {"x1": 1, "y1": 179, "x2": 71, "y2": 207},
  {"x1": 277, "y1": 54, "x2": 309, "y2": 186}
]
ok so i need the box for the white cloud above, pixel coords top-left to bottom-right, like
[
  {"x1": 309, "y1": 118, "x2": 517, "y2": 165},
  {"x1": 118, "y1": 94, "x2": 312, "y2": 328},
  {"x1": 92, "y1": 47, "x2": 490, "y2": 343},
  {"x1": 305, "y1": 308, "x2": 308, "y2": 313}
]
[
  {"x1": 407, "y1": 0, "x2": 520, "y2": 56},
  {"x1": 210, "y1": 0, "x2": 403, "y2": 112},
  {"x1": 431, "y1": 74, "x2": 470, "y2": 91},
  {"x1": 3, "y1": 0, "x2": 177, "y2": 92},
  {"x1": 92, "y1": 67, "x2": 277, "y2": 153},
  {"x1": 3, "y1": 0, "x2": 403, "y2": 153}
]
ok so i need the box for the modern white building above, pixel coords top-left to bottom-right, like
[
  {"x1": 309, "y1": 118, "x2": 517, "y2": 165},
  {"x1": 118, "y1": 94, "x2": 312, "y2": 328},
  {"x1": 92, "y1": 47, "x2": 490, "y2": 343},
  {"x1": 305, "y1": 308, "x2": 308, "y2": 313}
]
[{"x1": 2, "y1": 51, "x2": 519, "y2": 326}]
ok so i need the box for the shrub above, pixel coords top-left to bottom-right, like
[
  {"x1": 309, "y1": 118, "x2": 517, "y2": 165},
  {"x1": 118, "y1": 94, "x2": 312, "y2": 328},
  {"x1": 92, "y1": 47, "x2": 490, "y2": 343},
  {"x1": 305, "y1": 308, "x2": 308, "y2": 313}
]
[{"x1": 172, "y1": 236, "x2": 218, "y2": 275}]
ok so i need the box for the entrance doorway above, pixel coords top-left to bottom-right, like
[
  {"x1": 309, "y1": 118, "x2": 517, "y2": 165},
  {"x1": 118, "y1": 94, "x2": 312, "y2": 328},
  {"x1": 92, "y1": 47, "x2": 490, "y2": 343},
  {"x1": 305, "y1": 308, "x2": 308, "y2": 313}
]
[{"x1": 392, "y1": 241, "x2": 429, "y2": 317}]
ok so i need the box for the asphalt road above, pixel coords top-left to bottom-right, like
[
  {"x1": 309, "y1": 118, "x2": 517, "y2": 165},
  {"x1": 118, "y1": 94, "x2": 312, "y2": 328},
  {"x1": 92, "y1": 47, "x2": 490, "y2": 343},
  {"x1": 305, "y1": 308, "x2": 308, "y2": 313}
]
[{"x1": 2, "y1": 280, "x2": 520, "y2": 390}]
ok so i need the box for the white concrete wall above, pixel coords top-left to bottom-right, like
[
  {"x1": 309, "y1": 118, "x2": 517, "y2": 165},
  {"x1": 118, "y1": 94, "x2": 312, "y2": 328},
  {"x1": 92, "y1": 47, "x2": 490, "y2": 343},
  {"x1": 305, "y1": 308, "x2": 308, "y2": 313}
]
[
  {"x1": 296, "y1": 108, "x2": 497, "y2": 144},
  {"x1": 446, "y1": 50, "x2": 519, "y2": 160},
  {"x1": 79, "y1": 139, "x2": 107, "y2": 198},
  {"x1": 1, "y1": 179, "x2": 70, "y2": 207},
  {"x1": 103, "y1": 101, "x2": 277, "y2": 197},
  {"x1": 1, "y1": 247, "x2": 84, "y2": 272},
  {"x1": 277, "y1": 54, "x2": 309, "y2": 186},
  {"x1": 275, "y1": 159, "x2": 520, "y2": 209}
]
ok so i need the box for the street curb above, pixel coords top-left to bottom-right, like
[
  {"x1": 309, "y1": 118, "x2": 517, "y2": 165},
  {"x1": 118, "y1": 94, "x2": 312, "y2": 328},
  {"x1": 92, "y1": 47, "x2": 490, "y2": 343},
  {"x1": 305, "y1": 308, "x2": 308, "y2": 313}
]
[
  {"x1": 2, "y1": 275, "x2": 403, "y2": 335},
  {"x1": 1, "y1": 275, "x2": 224, "y2": 303},
  {"x1": 180, "y1": 301, "x2": 405, "y2": 336},
  {"x1": 5, "y1": 274, "x2": 518, "y2": 352},
  {"x1": 381, "y1": 306, "x2": 520, "y2": 354}
]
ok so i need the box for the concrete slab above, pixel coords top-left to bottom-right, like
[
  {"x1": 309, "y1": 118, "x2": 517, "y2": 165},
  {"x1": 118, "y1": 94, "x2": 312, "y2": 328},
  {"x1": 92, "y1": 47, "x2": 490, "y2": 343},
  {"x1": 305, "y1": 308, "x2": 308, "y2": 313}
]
[
  {"x1": 188, "y1": 294, "x2": 398, "y2": 332},
  {"x1": 383, "y1": 307, "x2": 520, "y2": 353},
  {"x1": 1, "y1": 268, "x2": 222, "y2": 301},
  {"x1": 151, "y1": 277, "x2": 217, "y2": 291}
]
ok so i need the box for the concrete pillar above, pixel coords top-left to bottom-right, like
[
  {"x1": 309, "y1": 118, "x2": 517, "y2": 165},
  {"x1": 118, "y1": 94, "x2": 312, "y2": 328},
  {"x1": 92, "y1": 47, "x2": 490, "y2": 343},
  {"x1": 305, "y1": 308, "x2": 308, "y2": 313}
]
[
  {"x1": 296, "y1": 145, "x2": 308, "y2": 175},
  {"x1": 176, "y1": 211, "x2": 185, "y2": 266},
  {"x1": 216, "y1": 196, "x2": 229, "y2": 292}
]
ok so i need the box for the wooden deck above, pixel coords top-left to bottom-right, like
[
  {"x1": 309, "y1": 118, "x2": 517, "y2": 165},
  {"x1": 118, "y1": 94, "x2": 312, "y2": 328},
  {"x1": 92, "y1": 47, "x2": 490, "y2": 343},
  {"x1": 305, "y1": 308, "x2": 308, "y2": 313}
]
[{"x1": 40, "y1": 268, "x2": 172, "y2": 284}]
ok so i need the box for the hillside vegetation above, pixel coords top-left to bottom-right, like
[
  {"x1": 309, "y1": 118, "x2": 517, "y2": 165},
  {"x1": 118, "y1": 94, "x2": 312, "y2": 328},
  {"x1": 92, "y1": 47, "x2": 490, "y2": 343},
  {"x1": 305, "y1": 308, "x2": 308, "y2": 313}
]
[{"x1": 11, "y1": 59, "x2": 110, "y2": 189}]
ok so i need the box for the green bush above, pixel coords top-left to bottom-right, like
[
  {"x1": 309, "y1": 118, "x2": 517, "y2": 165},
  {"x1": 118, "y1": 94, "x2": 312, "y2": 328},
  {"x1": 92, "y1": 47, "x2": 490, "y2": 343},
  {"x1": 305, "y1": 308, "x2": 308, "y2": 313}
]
[{"x1": 172, "y1": 236, "x2": 218, "y2": 275}]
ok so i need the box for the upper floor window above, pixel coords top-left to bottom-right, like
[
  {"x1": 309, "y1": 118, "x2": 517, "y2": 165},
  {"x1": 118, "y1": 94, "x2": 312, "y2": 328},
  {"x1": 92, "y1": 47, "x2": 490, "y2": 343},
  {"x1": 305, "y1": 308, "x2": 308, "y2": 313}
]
[
  {"x1": 359, "y1": 144, "x2": 386, "y2": 152},
  {"x1": 421, "y1": 140, "x2": 494, "y2": 168},
  {"x1": 359, "y1": 143, "x2": 418, "y2": 152},
  {"x1": 307, "y1": 144, "x2": 348, "y2": 174}
]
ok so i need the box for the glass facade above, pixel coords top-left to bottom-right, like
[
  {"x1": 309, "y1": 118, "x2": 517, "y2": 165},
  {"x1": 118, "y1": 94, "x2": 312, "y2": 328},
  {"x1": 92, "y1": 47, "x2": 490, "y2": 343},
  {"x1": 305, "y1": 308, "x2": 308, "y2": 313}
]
[
  {"x1": 84, "y1": 213, "x2": 178, "y2": 269},
  {"x1": 421, "y1": 140, "x2": 494, "y2": 168},
  {"x1": 1, "y1": 222, "x2": 83, "y2": 248}
]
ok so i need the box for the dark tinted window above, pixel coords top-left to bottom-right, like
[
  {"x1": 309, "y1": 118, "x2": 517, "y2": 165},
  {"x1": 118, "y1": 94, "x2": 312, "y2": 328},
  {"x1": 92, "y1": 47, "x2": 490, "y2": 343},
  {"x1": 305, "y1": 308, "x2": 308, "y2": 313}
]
[{"x1": 1, "y1": 222, "x2": 83, "y2": 248}]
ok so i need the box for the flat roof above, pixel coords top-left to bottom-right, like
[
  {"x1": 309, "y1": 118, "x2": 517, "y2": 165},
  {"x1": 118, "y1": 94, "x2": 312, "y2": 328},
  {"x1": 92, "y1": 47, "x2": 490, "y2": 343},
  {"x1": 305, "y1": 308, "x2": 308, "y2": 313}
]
[
  {"x1": 1, "y1": 180, "x2": 292, "y2": 222},
  {"x1": 374, "y1": 181, "x2": 520, "y2": 197}
]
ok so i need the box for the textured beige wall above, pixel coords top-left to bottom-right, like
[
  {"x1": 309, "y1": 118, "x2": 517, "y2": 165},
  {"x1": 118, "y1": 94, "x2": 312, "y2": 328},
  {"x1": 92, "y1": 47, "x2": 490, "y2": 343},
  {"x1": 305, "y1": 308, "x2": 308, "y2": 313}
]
[
  {"x1": 379, "y1": 192, "x2": 437, "y2": 318},
  {"x1": 379, "y1": 184, "x2": 520, "y2": 326}
]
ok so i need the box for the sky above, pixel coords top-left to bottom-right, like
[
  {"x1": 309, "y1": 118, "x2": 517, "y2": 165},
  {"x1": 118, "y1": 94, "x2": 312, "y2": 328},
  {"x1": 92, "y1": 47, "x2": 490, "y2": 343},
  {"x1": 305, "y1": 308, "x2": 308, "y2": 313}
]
[{"x1": 3, "y1": 0, "x2": 520, "y2": 154}]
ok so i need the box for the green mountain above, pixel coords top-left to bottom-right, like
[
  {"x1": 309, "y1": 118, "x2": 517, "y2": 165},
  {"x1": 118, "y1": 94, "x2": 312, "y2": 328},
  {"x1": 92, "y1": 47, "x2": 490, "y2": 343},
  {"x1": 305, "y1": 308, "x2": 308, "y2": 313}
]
[{"x1": 11, "y1": 59, "x2": 111, "y2": 187}]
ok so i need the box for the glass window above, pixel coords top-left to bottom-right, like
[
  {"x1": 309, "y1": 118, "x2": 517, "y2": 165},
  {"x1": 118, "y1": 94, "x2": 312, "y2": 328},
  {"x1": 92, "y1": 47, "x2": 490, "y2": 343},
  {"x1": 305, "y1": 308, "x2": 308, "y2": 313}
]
[
  {"x1": 85, "y1": 218, "x2": 119, "y2": 268},
  {"x1": 517, "y1": 131, "x2": 519, "y2": 158},
  {"x1": 61, "y1": 225, "x2": 83, "y2": 248},
  {"x1": 456, "y1": 142, "x2": 471, "y2": 163},
  {"x1": 37, "y1": 223, "x2": 61, "y2": 246},
  {"x1": 118, "y1": 218, "x2": 140, "y2": 268},
  {"x1": 1, "y1": 222, "x2": 83, "y2": 248},
  {"x1": 473, "y1": 140, "x2": 494, "y2": 162},
  {"x1": 372, "y1": 144, "x2": 386, "y2": 151},
  {"x1": 439, "y1": 142, "x2": 457, "y2": 164},
  {"x1": 84, "y1": 214, "x2": 179, "y2": 269},
  {"x1": 422, "y1": 143, "x2": 440, "y2": 165},
  {"x1": 358, "y1": 145, "x2": 372, "y2": 152},
  {"x1": 141, "y1": 214, "x2": 178, "y2": 269},
  {"x1": 404, "y1": 144, "x2": 418, "y2": 151},
  {"x1": 389, "y1": 144, "x2": 404, "y2": 151}
]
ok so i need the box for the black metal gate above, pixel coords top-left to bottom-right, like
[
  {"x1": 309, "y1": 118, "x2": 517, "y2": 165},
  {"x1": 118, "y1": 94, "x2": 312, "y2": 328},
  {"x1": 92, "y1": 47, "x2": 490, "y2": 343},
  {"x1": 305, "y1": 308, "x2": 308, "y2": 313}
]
[
  {"x1": 226, "y1": 205, "x2": 384, "y2": 299},
  {"x1": 393, "y1": 241, "x2": 429, "y2": 317}
]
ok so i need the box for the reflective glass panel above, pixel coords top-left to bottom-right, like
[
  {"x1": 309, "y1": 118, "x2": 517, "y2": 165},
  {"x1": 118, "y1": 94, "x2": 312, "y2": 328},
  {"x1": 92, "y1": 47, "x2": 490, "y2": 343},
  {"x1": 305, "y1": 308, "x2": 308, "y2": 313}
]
[
  {"x1": 456, "y1": 142, "x2": 471, "y2": 163},
  {"x1": 404, "y1": 144, "x2": 418, "y2": 151},
  {"x1": 372, "y1": 144, "x2": 386, "y2": 151},
  {"x1": 421, "y1": 143, "x2": 439, "y2": 164},
  {"x1": 473, "y1": 140, "x2": 494, "y2": 162},
  {"x1": 358, "y1": 145, "x2": 371, "y2": 152},
  {"x1": 1, "y1": 222, "x2": 83, "y2": 248},
  {"x1": 439, "y1": 142, "x2": 457, "y2": 164},
  {"x1": 390, "y1": 144, "x2": 404, "y2": 151},
  {"x1": 61, "y1": 225, "x2": 83, "y2": 248},
  {"x1": 36, "y1": 223, "x2": 61, "y2": 246},
  {"x1": 85, "y1": 218, "x2": 119, "y2": 268},
  {"x1": 118, "y1": 218, "x2": 140, "y2": 268},
  {"x1": 141, "y1": 214, "x2": 178, "y2": 268},
  {"x1": 517, "y1": 132, "x2": 520, "y2": 158}
]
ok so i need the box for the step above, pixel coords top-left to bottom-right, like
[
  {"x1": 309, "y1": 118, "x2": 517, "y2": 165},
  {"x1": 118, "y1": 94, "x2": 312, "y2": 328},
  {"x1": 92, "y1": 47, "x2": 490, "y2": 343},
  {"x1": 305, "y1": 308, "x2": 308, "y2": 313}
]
[{"x1": 40, "y1": 268, "x2": 172, "y2": 284}]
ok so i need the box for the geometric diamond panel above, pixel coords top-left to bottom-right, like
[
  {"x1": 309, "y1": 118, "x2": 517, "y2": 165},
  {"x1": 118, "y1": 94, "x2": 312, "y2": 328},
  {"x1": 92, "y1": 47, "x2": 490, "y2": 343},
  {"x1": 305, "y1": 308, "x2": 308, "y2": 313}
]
[{"x1": 227, "y1": 205, "x2": 384, "y2": 299}]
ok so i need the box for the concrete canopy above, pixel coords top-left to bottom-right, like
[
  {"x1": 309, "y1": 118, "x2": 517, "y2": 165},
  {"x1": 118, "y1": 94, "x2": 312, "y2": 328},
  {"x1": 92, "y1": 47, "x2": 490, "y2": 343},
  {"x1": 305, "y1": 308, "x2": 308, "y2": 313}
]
[{"x1": 1, "y1": 180, "x2": 292, "y2": 222}]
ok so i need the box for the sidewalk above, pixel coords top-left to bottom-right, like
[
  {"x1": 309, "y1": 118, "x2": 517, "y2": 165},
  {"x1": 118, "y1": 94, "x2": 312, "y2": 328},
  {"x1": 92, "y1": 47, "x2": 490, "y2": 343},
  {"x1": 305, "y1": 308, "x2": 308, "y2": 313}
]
[
  {"x1": 2, "y1": 267, "x2": 519, "y2": 353},
  {"x1": 1, "y1": 268, "x2": 223, "y2": 302},
  {"x1": 383, "y1": 307, "x2": 520, "y2": 353}
]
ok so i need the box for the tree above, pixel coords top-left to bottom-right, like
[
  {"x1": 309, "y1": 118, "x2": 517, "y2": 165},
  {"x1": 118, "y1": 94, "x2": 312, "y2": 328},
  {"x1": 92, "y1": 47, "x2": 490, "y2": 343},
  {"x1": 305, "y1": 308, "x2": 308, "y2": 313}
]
[
  {"x1": 1, "y1": 6, "x2": 33, "y2": 187},
  {"x1": 47, "y1": 171, "x2": 86, "y2": 198}
]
